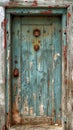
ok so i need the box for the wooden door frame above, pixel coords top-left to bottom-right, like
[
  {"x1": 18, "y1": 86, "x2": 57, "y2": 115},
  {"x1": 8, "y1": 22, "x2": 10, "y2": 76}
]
[{"x1": 5, "y1": 4, "x2": 72, "y2": 129}]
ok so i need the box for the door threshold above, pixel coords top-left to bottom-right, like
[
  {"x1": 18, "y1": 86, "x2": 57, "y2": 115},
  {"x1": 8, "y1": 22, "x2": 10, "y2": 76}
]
[{"x1": 10, "y1": 124, "x2": 62, "y2": 130}]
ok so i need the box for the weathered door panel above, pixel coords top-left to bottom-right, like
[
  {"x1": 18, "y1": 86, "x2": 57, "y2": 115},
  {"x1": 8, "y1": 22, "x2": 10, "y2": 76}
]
[
  {"x1": 12, "y1": 17, "x2": 22, "y2": 124},
  {"x1": 11, "y1": 16, "x2": 62, "y2": 125}
]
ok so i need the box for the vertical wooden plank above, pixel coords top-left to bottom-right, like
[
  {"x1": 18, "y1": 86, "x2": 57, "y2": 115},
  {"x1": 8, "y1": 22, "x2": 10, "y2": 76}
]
[
  {"x1": 6, "y1": 13, "x2": 11, "y2": 125},
  {"x1": 12, "y1": 16, "x2": 22, "y2": 123},
  {"x1": 62, "y1": 13, "x2": 67, "y2": 128},
  {"x1": 21, "y1": 25, "x2": 30, "y2": 116},
  {"x1": 41, "y1": 25, "x2": 46, "y2": 116},
  {"x1": 51, "y1": 23, "x2": 55, "y2": 123},
  {"x1": 36, "y1": 25, "x2": 44, "y2": 116},
  {"x1": 67, "y1": 5, "x2": 73, "y2": 130},
  {"x1": 5, "y1": 14, "x2": 10, "y2": 116},
  {"x1": 53, "y1": 17, "x2": 62, "y2": 124},
  {"x1": 29, "y1": 25, "x2": 37, "y2": 116},
  {"x1": 43, "y1": 24, "x2": 52, "y2": 117},
  {"x1": 11, "y1": 16, "x2": 62, "y2": 125},
  {"x1": 28, "y1": 25, "x2": 34, "y2": 116},
  {"x1": 21, "y1": 25, "x2": 27, "y2": 115}
]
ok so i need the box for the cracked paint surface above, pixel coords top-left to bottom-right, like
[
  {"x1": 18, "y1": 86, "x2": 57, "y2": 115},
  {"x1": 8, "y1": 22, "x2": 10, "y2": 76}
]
[{"x1": 9, "y1": 16, "x2": 62, "y2": 125}]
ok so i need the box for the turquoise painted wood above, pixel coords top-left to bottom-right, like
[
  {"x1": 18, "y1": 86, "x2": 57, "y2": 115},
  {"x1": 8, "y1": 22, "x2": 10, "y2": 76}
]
[
  {"x1": 11, "y1": 16, "x2": 62, "y2": 124},
  {"x1": 6, "y1": 8, "x2": 67, "y2": 15}
]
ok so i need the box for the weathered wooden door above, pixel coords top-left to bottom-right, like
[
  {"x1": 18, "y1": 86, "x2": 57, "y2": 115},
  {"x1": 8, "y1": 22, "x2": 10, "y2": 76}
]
[{"x1": 11, "y1": 16, "x2": 62, "y2": 125}]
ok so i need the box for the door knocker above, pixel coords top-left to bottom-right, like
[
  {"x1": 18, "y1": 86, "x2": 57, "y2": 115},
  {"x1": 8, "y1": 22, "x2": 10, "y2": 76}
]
[
  {"x1": 33, "y1": 29, "x2": 40, "y2": 37},
  {"x1": 33, "y1": 29, "x2": 40, "y2": 51},
  {"x1": 34, "y1": 44, "x2": 40, "y2": 51},
  {"x1": 33, "y1": 39, "x2": 40, "y2": 51}
]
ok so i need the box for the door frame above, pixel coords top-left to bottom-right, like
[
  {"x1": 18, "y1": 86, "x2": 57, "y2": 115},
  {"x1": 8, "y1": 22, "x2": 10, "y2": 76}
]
[{"x1": 5, "y1": 4, "x2": 72, "y2": 129}]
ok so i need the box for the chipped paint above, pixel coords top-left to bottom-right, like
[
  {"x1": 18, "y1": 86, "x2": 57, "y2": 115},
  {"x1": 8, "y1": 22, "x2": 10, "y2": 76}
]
[
  {"x1": 33, "y1": 93, "x2": 36, "y2": 100},
  {"x1": 63, "y1": 45, "x2": 67, "y2": 70},
  {"x1": 13, "y1": 110, "x2": 21, "y2": 124},
  {"x1": 1, "y1": 19, "x2": 7, "y2": 49},
  {"x1": 41, "y1": 10, "x2": 52, "y2": 15},
  {"x1": 0, "y1": 1, "x2": 71, "y2": 8},
  {"x1": 39, "y1": 104, "x2": 44, "y2": 115},
  {"x1": 31, "y1": 0, "x2": 38, "y2": 7},
  {"x1": 29, "y1": 107, "x2": 34, "y2": 116},
  {"x1": 2, "y1": 125, "x2": 8, "y2": 130},
  {"x1": 71, "y1": 70, "x2": 73, "y2": 81},
  {"x1": 68, "y1": 12, "x2": 71, "y2": 18},
  {"x1": 53, "y1": 53, "x2": 60, "y2": 61},
  {"x1": 4, "y1": 5, "x2": 72, "y2": 130},
  {"x1": 12, "y1": 102, "x2": 22, "y2": 124}
]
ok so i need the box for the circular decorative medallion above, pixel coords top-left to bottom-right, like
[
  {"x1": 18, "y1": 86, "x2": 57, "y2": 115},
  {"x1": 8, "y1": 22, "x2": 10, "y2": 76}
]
[
  {"x1": 34, "y1": 44, "x2": 40, "y2": 51},
  {"x1": 33, "y1": 29, "x2": 40, "y2": 37}
]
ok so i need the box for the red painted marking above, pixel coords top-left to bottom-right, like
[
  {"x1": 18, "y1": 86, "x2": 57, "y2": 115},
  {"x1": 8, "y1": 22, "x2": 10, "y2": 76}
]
[
  {"x1": 31, "y1": 0, "x2": 38, "y2": 7},
  {"x1": 1, "y1": 19, "x2": 8, "y2": 49},
  {"x1": 48, "y1": 6, "x2": 53, "y2": 8},
  {"x1": 41, "y1": 10, "x2": 52, "y2": 14},
  {"x1": 2, "y1": 125, "x2": 5, "y2": 130},
  {"x1": 4, "y1": 1, "x2": 19, "y2": 7},
  {"x1": 67, "y1": 12, "x2": 71, "y2": 25},
  {"x1": 63, "y1": 45, "x2": 67, "y2": 57},
  {"x1": 4, "y1": 29, "x2": 6, "y2": 49},
  {"x1": 68, "y1": 12, "x2": 71, "y2": 18},
  {"x1": 64, "y1": 79, "x2": 67, "y2": 84},
  {"x1": 63, "y1": 45, "x2": 67, "y2": 69},
  {"x1": 3, "y1": 19, "x2": 7, "y2": 49},
  {"x1": 8, "y1": 1, "x2": 18, "y2": 5},
  {"x1": 48, "y1": 5, "x2": 61, "y2": 8},
  {"x1": 2, "y1": 125, "x2": 8, "y2": 130},
  {"x1": 65, "y1": 4, "x2": 70, "y2": 8}
]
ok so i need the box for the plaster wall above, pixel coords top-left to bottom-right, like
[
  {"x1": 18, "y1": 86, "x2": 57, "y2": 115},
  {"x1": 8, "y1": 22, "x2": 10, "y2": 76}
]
[{"x1": 0, "y1": 0, "x2": 73, "y2": 130}]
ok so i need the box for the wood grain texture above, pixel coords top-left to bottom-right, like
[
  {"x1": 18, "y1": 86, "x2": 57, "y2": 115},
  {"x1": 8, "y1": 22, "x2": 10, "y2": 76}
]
[{"x1": 10, "y1": 16, "x2": 62, "y2": 125}]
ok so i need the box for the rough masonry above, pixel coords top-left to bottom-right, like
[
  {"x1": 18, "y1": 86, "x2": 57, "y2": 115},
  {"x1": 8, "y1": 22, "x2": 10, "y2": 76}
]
[{"x1": 0, "y1": 0, "x2": 73, "y2": 130}]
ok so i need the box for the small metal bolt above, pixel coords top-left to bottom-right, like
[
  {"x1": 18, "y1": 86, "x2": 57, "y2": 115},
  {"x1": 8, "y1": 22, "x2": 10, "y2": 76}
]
[
  {"x1": 27, "y1": 30, "x2": 30, "y2": 33},
  {"x1": 64, "y1": 121, "x2": 67, "y2": 124},
  {"x1": 64, "y1": 32, "x2": 66, "y2": 35},
  {"x1": 6, "y1": 31, "x2": 8, "y2": 34},
  {"x1": 14, "y1": 60, "x2": 18, "y2": 64}
]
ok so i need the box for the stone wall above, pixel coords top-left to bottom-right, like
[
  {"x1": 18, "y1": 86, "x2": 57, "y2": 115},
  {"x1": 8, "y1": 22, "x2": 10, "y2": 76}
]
[
  {"x1": 0, "y1": 0, "x2": 73, "y2": 130},
  {"x1": 0, "y1": 6, "x2": 5, "y2": 130}
]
